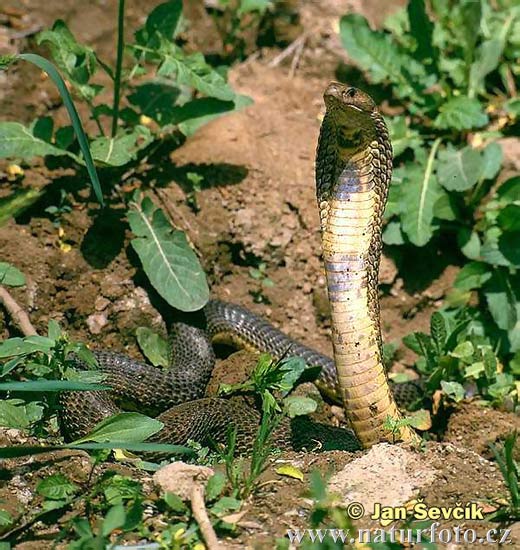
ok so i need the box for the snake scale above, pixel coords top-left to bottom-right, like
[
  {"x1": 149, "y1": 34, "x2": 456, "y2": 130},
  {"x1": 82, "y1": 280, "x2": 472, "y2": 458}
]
[{"x1": 60, "y1": 83, "x2": 421, "y2": 452}]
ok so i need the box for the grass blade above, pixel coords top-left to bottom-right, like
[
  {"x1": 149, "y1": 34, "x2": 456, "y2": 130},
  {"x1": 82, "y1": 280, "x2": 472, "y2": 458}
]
[{"x1": 17, "y1": 53, "x2": 104, "y2": 206}]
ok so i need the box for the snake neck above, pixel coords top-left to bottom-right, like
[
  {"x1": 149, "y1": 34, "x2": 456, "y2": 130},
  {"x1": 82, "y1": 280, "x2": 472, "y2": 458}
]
[{"x1": 316, "y1": 110, "x2": 415, "y2": 447}]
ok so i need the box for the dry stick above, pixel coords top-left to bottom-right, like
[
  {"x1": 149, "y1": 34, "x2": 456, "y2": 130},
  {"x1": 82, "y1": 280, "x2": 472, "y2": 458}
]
[
  {"x1": 0, "y1": 286, "x2": 37, "y2": 337},
  {"x1": 191, "y1": 485, "x2": 222, "y2": 550}
]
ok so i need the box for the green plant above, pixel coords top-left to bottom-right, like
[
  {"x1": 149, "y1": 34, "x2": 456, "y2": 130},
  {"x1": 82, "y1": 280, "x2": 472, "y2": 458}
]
[
  {"x1": 489, "y1": 431, "x2": 520, "y2": 520},
  {"x1": 249, "y1": 261, "x2": 275, "y2": 303}
]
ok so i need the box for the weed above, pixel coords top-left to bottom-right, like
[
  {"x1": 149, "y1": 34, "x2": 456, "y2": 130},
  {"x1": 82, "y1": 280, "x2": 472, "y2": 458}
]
[{"x1": 489, "y1": 431, "x2": 520, "y2": 520}]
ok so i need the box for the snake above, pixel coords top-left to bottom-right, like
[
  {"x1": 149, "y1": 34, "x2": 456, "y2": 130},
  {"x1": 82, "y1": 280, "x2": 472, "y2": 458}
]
[{"x1": 60, "y1": 82, "x2": 421, "y2": 452}]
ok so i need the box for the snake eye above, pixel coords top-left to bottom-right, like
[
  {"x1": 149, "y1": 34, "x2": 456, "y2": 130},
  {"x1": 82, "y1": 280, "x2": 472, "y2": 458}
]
[{"x1": 344, "y1": 88, "x2": 357, "y2": 98}]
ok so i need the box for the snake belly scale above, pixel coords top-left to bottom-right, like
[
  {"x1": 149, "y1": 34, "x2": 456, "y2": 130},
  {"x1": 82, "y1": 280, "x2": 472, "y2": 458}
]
[{"x1": 60, "y1": 83, "x2": 420, "y2": 452}]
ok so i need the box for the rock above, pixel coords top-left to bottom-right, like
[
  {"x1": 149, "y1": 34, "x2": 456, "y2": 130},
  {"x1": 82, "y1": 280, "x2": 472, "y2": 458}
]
[
  {"x1": 327, "y1": 443, "x2": 437, "y2": 514},
  {"x1": 86, "y1": 313, "x2": 108, "y2": 334},
  {"x1": 153, "y1": 462, "x2": 214, "y2": 500}
]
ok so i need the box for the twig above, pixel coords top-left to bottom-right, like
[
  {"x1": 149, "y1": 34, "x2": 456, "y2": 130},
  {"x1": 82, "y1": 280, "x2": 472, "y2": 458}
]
[
  {"x1": 289, "y1": 34, "x2": 306, "y2": 78},
  {"x1": 191, "y1": 485, "x2": 222, "y2": 550},
  {"x1": 0, "y1": 286, "x2": 37, "y2": 336},
  {"x1": 268, "y1": 33, "x2": 307, "y2": 68}
]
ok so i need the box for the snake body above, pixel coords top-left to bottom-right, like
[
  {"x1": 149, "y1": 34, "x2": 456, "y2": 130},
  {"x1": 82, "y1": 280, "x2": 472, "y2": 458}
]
[{"x1": 61, "y1": 83, "x2": 420, "y2": 451}]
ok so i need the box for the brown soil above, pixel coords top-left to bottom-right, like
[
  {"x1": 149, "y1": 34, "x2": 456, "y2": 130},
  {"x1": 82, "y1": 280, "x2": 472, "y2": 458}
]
[{"x1": 1, "y1": 0, "x2": 519, "y2": 549}]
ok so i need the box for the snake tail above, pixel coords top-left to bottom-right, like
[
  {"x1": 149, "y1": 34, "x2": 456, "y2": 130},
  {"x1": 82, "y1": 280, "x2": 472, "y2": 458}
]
[{"x1": 316, "y1": 82, "x2": 419, "y2": 447}]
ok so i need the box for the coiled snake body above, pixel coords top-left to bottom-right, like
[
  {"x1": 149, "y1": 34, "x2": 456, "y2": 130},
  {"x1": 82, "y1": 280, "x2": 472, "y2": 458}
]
[{"x1": 61, "y1": 83, "x2": 420, "y2": 452}]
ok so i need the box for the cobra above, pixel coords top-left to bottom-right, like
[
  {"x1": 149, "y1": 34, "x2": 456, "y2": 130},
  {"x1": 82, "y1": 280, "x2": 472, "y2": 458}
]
[{"x1": 60, "y1": 82, "x2": 420, "y2": 451}]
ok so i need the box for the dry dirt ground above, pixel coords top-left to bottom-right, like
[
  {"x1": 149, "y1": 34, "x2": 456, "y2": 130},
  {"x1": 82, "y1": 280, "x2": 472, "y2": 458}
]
[{"x1": 1, "y1": 0, "x2": 519, "y2": 549}]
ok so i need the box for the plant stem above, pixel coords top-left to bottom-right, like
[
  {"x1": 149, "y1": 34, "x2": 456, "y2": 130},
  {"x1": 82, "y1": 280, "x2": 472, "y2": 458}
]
[{"x1": 111, "y1": 0, "x2": 126, "y2": 138}]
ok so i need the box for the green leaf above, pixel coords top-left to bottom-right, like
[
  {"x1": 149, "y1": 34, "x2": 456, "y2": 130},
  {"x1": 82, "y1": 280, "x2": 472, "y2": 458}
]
[
  {"x1": 90, "y1": 126, "x2": 152, "y2": 167},
  {"x1": 135, "y1": 0, "x2": 183, "y2": 47},
  {"x1": 37, "y1": 20, "x2": 98, "y2": 99},
  {"x1": 0, "y1": 400, "x2": 31, "y2": 429},
  {"x1": 437, "y1": 145, "x2": 483, "y2": 192},
  {"x1": 206, "y1": 472, "x2": 226, "y2": 501},
  {"x1": 102, "y1": 505, "x2": 126, "y2": 537},
  {"x1": 73, "y1": 412, "x2": 164, "y2": 444},
  {"x1": 434, "y1": 96, "x2": 488, "y2": 130},
  {"x1": 382, "y1": 220, "x2": 405, "y2": 245},
  {"x1": 156, "y1": 42, "x2": 235, "y2": 101},
  {"x1": 454, "y1": 262, "x2": 492, "y2": 291},
  {"x1": 469, "y1": 39, "x2": 503, "y2": 97},
  {"x1": 483, "y1": 270, "x2": 517, "y2": 331},
  {"x1": 499, "y1": 231, "x2": 520, "y2": 267},
  {"x1": 163, "y1": 492, "x2": 187, "y2": 512},
  {"x1": 386, "y1": 116, "x2": 422, "y2": 157},
  {"x1": 440, "y1": 380, "x2": 465, "y2": 402},
  {"x1": 284, "y1": 396, "x2": 317, "y2": 418},
  {"x1": 0, "y1": 262, "x2": 25, "y2": 287},
  {"x1": 0, "y1": 188, "x2": 44, "y2": 228},
  {"x1": 430, "y1": 311, "x2": 447, "y2": 352},
  {"x1": 497, "y1": 204, "x2": 520, "y2": 232},
  {"x1": 239, "y1": 0, "x2": 272, "y2": 15},
  {"x1": 136, "y1": 327, "x2": 169, "y2": 367},
  {"x1": 0, "y1": 509, "x2": 13, "y2": 527},
  {"x1": 0, "y1": 336, "x2": 53, "y2": 358},
  {"x1": 339, "y1": 14, "x2": 426, "y2": 101},
  {"x1": 450, "y1": 341, "x2": 474, "y2": 359},
  {"x1": 400, "y1": 139, "x2": 442, "y2": 246},
  {"x1": 0, "y1": 121, "x2": 70, "y2": 160},
  {"x1": 36, "y1": 473, "x2": 78, "y2": 500},
  {"x1": 211, "y1": 496, "x2": 241, "y2": 517},
  {"x1": 457, "y1": 228, "x2": 481, "y2": 260},
  {"x1": 128, "y1": 196, "x2": 209, "y2": 312},
  {"x1": 480, "y1": 142, "x2": 503, "y2": 181}
]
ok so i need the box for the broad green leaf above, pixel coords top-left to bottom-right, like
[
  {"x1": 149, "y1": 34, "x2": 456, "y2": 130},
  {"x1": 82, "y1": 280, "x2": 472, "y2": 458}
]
[
  {"x1": 239, "y1": 0, "x2": 272, "y2": 15},
  {"x1": 382, "y1": 220, "x2": 405, "y2": 245},
  {"x1": 437, "y1": 145, "x2": 482, "y2": 192},
  {"x1": 499, "y1": 230, "x2": 520, "y2": 267},
  {"x1": 480, "y1": 142, "x2": 503, "y2": 181},
  {"x1": 37, "y1": 474, "x2": 78, "y2": 500},
  {"x1": 488, "y1": 373, "x2": 515, "y2": 400},
  {"x1": 73, "y1": 412, "x2": 164, "y2": 444},
  {"x1": 434, "y1": 96, "x2": 488, "y2": 130},
  {"x1": 128, "y1": 196, "x2": 209, "y2": 312},
  {"x1": 430, "y1": 311, "x2": 447, "y2": 352},
  {"x1": 0, "y1": 380, "x2": 111, "y2": 392},
  {"x1": 157, "y1": 41, "x2": 235, "y2": 101},
  {"x1": 433, "y1": 191, "x2": 458, "y2": 221},
  {"x1": 339, "y1": 14, "x2": 426, "y2": 101},
  {"x1": 469, "y1": 39, "x2": 503, "y2": 97},
  {"x1": 386, "y1": 116, "x2": 422, "y2": 157},
  {"x1": 136, "y1": 327, "x2": 169, "y2": 367},
  {"x1": 496, "y1": 176, "x2": 520, "y2": 203},
  {"x1": 284, "y1": 396, "x2": 317, "y2": 418},
  {"x1": 164, "y1": 492, "x2": 187, "y2": 512},
  {"x1": 400, "y1": 139, "x2": 442, "y2": 246},
  {"x1": 440, "y1": 380, "x2": 465, "y2": 402},
  {"x1": 454, "y1": 262, "x2": 492, "y2": 291},
  {"x1": 205, "y1": 473, "x2": 226, "y2": 501},
  {"x1": 135, "y1": 0, "x2": 183, "y2": 47},
  {"x1": 497, "y1": 204, "x2": 520, "y2": 232},
  {"x1": 483, "y1": 270, "x2": 517, "y2": 331},
  {"x1": 0, "y1": 337, "x2": 53, "y2": 358},
  {"x1": 451, "y1": 341, "x2": 474, "y2": 359},
  {"x1": 0, "y1": 262, "x2": 25, "y2": 287},
  {"x1": 0, "y1": 122, "x2": 69, "y2": 160},
  {"x1": 0, "y1": 400, "x2": 31, "y2": 429},
  {"x1": 102, "y1": 505, "x2": 126, "y2": 536},
  {"x1": 90, "y1": 126, "x2": 152, "y2": 167},
  {"x1": 457, "y1": 228, "x2": 481, "y2": 260},
  {"x1": 211, "y1": 496, "x2": 241, "y2": 517},
  {"x1": 37, "y1": 20, "x2": 98, "y2": 99}
]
